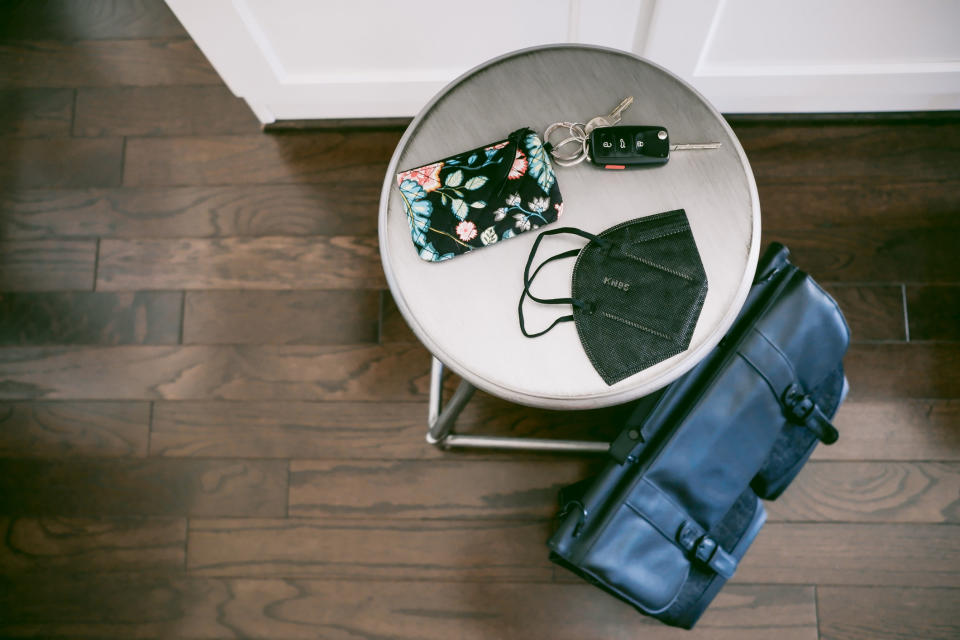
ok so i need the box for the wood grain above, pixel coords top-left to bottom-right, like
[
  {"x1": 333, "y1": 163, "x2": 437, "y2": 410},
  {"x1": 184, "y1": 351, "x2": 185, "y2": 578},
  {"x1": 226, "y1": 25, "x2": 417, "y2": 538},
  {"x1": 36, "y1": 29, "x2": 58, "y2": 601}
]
[
  {"x1": 0, "y1": 185, "x2": 381, "y2": 239},
  {"x1": 0, "y1": 88, "x2": 73, "y2": 136},
  {"x1": 183, "y1": 290, "x2": 380, "y2": 345},
  {"x1": 0, "y1": 0, "x2": 187, "y2": 39},
  {"x1": 189, "y1": 582, "x2": 813, "y2": 640},
  {"x1": 0, "y1": 137, "x2": 122, "y2": 188},
  {"x1": 765, "y1": 227, "x2": 960, "y2": 283},
  {"x1": 74, "y1": 86, "x2": 259, "y2": 136},
  {"x1": 0, "y1": 458, "x2": 287, "y2": 517},
  {"x1": 189, "y1": 519, "x2": 960, "y2": 587},
  {"x1": 733, "y1": 121, "x2": 960, "y2": 184},
  {"x1": 0, "y1": 39, "x2": 218, "y2": 88},
  {"x1": 123, "y1": 131, "x2": 402, "y2": 186},
  {"x1": 0, "y1": 239, "x2": 96, "y2": 291},
  {"x1": 288, "y1": 459, "x2": 599, "y2": 519},
  {"x1": 97, "y1": 236, "x2": 386, "y2": 291},
  {"x1": 816, "y1": 400, "x2": 960, "y2": 461},
  {"x1": 187, "y1": 517, "x2": 554, "y2": 581},
  {"x1": 0, "y1": 400, "x2": 149, "y2": 457},
  {"x1": 757, "y1": 181, "x2": 960, "y2": 232},
  {"x1": 286, "y1": 460, "x2": 959, "y2": 523},
  {"x1": 0, "y1": 516, "x2": 184, "y2": 574},
  {"x1": 818, "y1": 586, "x2": 960, "y2": 640},
  {"x1": 822, "y1": 285, "x2": 906, "y2": 342},
  {"x1": 148, "y1": 398, "x2": 959, "y2": 462},
  {"x1": 734, "y1": 523, "x2": 960, "y2": 587},
  {"x1": 845, "y1": 344, "x2": 960, "y2": 398},
  {"x1": 0, "y1": 345, "x2": 432, "y2": 401},
  {"x1": 907, "y1": 285, "x2": 960, "y2": 341},
  {"x1": 149, "y1": 398, "x2": 621, "y2": 459},
  {"x1": 380, "y1": 290, "x2": 418, "y2": 343},
  {"x1": 9, "y1": 172, "x2": 948, "y2": 236},
  {"x1": 768, "y1": 462, "x2": 960, "y2": 523},
  {"x1": 0, "y1": 577, "x2": 817, "y2": 640},
  {"x1": 455, "y1": 390, "x2": 625, "y2": 443},
  {"x1": 0, "y1": 291, "x2": 181, "y2": 345},
  {"x1": 0, "y1": 1, "x2": 953, "y2": 634},
  {"x1": 150, "y1": 400, "x2": 432, "y2": 459}
]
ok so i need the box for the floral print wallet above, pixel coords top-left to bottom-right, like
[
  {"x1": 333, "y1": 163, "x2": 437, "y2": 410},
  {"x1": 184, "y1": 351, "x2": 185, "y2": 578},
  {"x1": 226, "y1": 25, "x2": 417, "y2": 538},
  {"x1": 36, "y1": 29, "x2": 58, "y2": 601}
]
[{"x1": 396, "y1": 127, "x2": 563, "y2": 262}]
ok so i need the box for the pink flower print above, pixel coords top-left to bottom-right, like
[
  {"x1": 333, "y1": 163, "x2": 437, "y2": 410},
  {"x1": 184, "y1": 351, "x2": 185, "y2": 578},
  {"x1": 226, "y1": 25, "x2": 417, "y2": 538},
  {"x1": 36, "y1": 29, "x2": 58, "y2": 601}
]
[
  {"x1": 508, "y1": 149, "x2": 528, "y2": 179},
  {"x1": 555, "y1": 202, "x2": 564, "y2": 217},
  {"x1": 396, "y1": 162, "x2": 443, "y2": 193},
  {"x1": 485, "y1": 141, "x2": 509, "y2": 152},
  {"x1": 456, "y1": 220, "x2": 478, "y2": 242}
]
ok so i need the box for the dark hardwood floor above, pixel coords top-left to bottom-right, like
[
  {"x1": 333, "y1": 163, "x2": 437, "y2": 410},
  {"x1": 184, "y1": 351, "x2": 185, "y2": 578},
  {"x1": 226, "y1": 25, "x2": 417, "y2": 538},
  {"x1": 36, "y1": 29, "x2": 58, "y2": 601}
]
[{"x1": 0, "y1": 2, "x2": 958, "y2": 639}]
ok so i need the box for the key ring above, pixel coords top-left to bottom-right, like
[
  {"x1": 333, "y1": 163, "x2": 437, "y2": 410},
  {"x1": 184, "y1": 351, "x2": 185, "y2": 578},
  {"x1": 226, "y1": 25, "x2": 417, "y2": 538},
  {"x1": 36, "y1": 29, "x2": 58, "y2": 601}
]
[
  {"x1": 544, "y1": 121, "x2": 589, "y2": 167},
  {"x1": 544, "y1": 122, "x2": 587, "y2": 164},
  {"x1": 544, "y1": 122, "x2": 585, "y2": 160}
]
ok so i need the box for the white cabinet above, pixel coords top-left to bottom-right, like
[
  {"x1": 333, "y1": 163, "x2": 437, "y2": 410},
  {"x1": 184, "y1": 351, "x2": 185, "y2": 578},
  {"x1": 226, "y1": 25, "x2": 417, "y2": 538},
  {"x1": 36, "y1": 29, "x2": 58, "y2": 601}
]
[
  {"x1": 645, "y1": 0, "x2": 960, "y2": 112},
  {"x1": 167, "y1": 0, "x2": 960, "y2": 123}
]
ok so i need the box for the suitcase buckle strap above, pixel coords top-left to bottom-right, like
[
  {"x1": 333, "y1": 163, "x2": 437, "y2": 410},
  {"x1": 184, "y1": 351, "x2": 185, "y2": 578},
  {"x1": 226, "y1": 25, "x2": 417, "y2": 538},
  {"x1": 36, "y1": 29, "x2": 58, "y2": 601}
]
[
  {"x1": 676, "y1": 521, "x2": 738, "y2": 579},
  {"x1": 781, "y1": 384, "x2": 839, "y2": 444},
  {"x1": 693, "y1": 536, "x2": 718, "y2": 564},
  {"x1": 737, "y1": 329, "x2": 840, "y2": 446},
  {"x1": 782, "y1": 384, "x2": 815, "y2": 421}
]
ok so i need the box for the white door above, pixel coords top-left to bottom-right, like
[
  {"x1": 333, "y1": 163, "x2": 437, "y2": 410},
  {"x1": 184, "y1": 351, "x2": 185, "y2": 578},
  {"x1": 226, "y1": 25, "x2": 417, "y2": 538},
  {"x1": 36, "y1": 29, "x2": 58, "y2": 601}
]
[
  {"x1": 644, "y1": 0, "x2": 960, "y2": 112},
  {"x1": 167, "y1": 0, "x2": 960, "y2": 123}
]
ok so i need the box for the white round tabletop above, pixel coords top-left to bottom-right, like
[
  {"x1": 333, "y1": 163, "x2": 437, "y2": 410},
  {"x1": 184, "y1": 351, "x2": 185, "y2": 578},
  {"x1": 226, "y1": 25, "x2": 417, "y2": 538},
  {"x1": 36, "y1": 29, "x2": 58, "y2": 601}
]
[{"x1": 380, "y1": 45, "x2": 760, "y2": 410}]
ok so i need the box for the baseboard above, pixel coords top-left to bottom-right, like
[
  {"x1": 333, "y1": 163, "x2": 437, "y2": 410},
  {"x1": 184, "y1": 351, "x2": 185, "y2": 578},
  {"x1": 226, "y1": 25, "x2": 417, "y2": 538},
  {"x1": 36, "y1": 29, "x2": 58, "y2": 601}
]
[
  {"x1": 262, "y1": 111, "x2": 960, "y2": 133},
  {"x1": 723, "y1": 110, "x2": 960, "y2": 125},
  {"x1": 263, "y1": 117, "x2": 413, "y2": 132}
]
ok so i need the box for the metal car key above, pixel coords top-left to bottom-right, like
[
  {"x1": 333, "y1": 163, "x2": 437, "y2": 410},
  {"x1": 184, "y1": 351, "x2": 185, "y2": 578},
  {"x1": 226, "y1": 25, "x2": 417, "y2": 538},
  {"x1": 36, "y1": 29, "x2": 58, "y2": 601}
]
[
  {"x1": 584, "y1": 96, "x2": 634, "y2": 135},
  {"x1": 589, "y1": 125, "x2": 721, "y2": 169}
]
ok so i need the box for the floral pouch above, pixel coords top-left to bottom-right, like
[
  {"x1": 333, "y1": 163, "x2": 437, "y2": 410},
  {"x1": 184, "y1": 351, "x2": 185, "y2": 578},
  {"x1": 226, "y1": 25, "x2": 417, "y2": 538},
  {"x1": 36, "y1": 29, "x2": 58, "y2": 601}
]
[{"x1": 396, "y1": 127, "x2": 563, "y2": 262}]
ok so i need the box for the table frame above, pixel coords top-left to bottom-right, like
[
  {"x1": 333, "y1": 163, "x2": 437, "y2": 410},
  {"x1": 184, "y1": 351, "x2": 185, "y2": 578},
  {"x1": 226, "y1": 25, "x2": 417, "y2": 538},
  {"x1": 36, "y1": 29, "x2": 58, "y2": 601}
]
[
  {"x1": 426, "y1": 357, "x2": 609, "y2": 452},
  {"x1": 382, "y1": 44, "x2": 760, "y2": 451}
]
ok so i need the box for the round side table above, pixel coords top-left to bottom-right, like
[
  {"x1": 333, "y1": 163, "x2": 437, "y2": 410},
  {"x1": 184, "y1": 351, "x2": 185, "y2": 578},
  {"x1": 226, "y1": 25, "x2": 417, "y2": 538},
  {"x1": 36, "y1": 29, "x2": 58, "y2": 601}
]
[{"x1": 379, "y1": 45, "x2": 760, "y2": 451}]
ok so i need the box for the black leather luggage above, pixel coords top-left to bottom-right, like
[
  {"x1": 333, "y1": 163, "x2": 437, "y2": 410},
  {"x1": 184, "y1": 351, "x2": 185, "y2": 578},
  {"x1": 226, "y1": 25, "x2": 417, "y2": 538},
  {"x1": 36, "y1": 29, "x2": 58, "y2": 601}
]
[{"x1": 548, "y1": 243, "x2": 850, "y2": 629}]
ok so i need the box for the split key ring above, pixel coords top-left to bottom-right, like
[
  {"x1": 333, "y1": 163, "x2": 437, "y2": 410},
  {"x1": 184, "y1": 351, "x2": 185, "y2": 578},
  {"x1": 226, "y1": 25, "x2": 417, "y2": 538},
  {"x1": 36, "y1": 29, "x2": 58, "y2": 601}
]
[{"x1": 544, "y1": 121, "x2": 589, "y2": 167}]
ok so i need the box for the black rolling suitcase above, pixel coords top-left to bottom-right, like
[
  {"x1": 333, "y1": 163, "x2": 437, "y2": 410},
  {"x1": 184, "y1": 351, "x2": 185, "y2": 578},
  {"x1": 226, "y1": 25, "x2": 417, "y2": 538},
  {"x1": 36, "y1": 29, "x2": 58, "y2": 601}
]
[{"x1": 548, "y1": 243, "x2": 850, "y2": 629}]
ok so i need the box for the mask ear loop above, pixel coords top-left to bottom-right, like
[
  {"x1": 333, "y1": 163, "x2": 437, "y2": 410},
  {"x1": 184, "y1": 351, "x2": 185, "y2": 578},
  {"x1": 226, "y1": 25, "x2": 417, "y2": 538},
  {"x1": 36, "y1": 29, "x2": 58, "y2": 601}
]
[{"x1": 518, "y1": 227, "x2": 611, "y2": 338}]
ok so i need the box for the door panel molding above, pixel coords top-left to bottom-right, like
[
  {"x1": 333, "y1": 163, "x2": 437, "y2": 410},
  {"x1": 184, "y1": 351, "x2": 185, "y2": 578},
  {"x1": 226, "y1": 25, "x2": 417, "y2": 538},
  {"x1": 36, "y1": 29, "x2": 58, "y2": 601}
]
[
  {"x1": 167, "y1": 0, "x2": 960, "y2": 122},
  {"x1": 643, "y1": 0, "x2": 960, "y2": 112}
]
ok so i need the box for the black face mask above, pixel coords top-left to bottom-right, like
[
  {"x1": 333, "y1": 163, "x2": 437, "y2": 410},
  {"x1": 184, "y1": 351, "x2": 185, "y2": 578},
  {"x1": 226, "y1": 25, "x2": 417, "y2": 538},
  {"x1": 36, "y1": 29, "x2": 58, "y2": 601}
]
[{"x1": 519, "y1": 209, "x2": 708, "y2": 385}]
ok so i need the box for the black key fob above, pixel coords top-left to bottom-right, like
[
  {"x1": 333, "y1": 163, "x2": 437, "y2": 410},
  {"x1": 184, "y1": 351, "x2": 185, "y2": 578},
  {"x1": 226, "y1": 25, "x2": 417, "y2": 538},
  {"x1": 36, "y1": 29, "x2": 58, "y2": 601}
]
[{"x1": 589, "y1": 126, "x2": 670, "y2": 169}]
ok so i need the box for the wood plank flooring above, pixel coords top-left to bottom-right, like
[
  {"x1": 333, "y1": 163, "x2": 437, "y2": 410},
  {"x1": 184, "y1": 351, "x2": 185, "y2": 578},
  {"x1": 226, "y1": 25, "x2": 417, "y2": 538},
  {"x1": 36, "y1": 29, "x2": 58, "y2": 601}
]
[{"x1": 0, "y1": 2, "x2": 957, "y2": 638}]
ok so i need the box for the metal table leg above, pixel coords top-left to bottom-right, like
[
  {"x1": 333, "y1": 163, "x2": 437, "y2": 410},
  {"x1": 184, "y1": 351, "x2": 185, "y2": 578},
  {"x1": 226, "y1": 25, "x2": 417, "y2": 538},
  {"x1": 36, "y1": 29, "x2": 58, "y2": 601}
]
[
  {"x1": 426, "y1": 357, "x2": 477, "y2": 444},
  {"x1": 426, "y1": 357, "x2": 610, "y2": 453}
]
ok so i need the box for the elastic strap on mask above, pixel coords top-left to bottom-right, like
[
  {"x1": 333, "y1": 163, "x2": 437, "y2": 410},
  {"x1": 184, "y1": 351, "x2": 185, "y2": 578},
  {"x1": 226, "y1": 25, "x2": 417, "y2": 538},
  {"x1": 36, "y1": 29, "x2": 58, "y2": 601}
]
[{"x1": 518, "y1": 226, "x2": 610, "y2": 338}]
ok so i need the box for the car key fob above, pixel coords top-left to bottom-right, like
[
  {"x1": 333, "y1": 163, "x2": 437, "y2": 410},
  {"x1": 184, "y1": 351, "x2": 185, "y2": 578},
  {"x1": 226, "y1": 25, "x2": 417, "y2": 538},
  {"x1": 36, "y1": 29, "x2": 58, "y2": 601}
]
[{"x1": 589, "y1": 125, "x2": 671, "y2": 169}]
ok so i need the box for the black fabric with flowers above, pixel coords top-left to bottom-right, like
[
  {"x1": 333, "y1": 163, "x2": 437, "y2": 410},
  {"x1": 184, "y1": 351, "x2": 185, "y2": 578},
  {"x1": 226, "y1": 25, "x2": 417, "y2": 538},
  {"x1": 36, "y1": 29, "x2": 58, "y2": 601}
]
[{"x1": 396, "y1": 127, "x2": 563, "y2": 262}]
